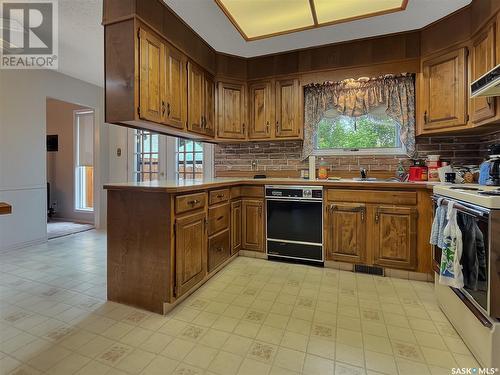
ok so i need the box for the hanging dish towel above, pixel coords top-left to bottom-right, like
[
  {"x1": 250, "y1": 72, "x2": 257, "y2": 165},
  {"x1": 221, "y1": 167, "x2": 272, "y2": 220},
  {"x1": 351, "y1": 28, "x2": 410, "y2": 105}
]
[
  {"x1": 439, "y1": 202, "x2": 464, "y2": 288},
  {"x1": 430, "y1": 198, "x2": 448, "y2": 249}
]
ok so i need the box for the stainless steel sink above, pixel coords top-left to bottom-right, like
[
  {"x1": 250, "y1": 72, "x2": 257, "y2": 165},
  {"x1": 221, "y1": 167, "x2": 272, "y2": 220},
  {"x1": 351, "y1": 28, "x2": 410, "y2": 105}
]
[{"x1": 351, "y1": 177, "x2": 400, "y2": 182}]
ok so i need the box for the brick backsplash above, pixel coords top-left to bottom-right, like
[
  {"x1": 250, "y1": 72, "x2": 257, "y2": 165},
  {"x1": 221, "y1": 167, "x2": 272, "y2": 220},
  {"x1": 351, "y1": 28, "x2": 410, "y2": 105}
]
[{"x1": 215, "y1": 134, "x2": 495, "y2": 177}]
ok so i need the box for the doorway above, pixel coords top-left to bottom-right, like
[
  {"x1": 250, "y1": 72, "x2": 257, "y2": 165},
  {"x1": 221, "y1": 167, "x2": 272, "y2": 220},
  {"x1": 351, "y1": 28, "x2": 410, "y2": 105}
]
[{"x1": 46, "y1": 98, "x2": 95, "y2": 239}]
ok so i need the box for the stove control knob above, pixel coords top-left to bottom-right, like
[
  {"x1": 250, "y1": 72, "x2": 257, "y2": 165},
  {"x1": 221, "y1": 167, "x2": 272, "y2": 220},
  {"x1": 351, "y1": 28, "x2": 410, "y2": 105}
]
[{"x1": 303, "y1": 189, "x2": 312, "y2": 198}]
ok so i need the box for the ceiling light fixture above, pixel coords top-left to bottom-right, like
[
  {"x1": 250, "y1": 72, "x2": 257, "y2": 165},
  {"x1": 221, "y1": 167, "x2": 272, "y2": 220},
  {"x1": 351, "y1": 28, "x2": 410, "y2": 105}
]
[{"x1": 215, "y1": 0, "x2": 408, "y2": 41}]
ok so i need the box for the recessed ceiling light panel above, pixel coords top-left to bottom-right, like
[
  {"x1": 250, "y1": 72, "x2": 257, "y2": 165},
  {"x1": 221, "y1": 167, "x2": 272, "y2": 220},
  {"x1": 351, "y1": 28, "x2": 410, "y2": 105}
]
[{"x1": 215, "y1": 0, "x2": 408, "y2": 41}]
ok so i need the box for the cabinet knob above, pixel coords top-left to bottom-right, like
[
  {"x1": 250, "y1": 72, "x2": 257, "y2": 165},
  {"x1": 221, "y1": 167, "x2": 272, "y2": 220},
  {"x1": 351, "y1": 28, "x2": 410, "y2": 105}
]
[
  {"x1": 242, "y1": 123, "x2": 245, "y2": 133},
  {"x1": 161, "y1": 101, "x2": 166, "y2": 115},
  {"x1": 375, "y1": 209, "x2": 380, "y2": 223},
  {"x1": 423, "y1": 111, "x2": 428, "y2": 124},
  {"x1": 167, "y1": 102, "x2": 171, "y2": 117}
]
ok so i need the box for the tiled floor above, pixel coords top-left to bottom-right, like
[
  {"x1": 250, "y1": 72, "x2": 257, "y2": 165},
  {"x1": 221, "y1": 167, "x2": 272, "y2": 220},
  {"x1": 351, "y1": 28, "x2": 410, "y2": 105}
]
[{"x1": 0, "y1": 230, "x2": 479, "y2": 375}]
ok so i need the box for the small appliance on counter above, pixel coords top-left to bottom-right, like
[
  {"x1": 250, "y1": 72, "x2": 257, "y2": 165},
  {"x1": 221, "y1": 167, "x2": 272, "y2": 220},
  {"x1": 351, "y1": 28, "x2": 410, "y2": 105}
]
[
  {"x1": 408, "y1": 159, "x2": 428, "y2": 181},
  {"x1": 479, "y1": 144, "x2": 500, "y2": 186},
  {"x1": 426, "y1": 155, "x2": 441, "y2": 182}
]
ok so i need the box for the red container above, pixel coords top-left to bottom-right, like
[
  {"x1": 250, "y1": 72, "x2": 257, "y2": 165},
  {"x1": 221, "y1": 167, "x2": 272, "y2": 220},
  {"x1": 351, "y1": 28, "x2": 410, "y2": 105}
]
[{"x1": 409, "y1": 166, "x2": 428, "y2": 181}]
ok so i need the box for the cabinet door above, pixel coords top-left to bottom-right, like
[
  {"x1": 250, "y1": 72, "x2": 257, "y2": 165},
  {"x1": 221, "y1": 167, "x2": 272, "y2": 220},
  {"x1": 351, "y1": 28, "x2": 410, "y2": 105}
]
[
  {"x1": 164, "y1": 45, "x2": 186, "y2": 129},
  {"x1": 325, "y1": 203, "x2": 366, "y2": 263},
  {"x1": 204, "y1": 75, "x2": 215, "y2": 137},
  {"x1": 242, "y1": 199, "x2": 264, "y2": 252},
  {"x1": 231, "y1": 200, "x2": 242, "y2": 254},
  {"x1": 372, "y1": 206, "x2": 417, "y2": 270},
  {"x1": 421, "y1": 48, "x2": 468, "y2": 131},
  {"x1": 139, "y1": 29, "x2": 164, "y2": 123},
  {"x1": 208, "y1": 229, "x2": 231, "y2": 273},
  {"x1": 471, "y1": 25, "x2": 496, "y2": 124},
  {"x1": 217, "y1": 82, "x2": 246, "y2": 139},
  {"x1": 249, "y1": 81, "x2": 273, "y2": 139},
  {"x1": 175, "y1": 211, "x2": 207, "y2": 297},
  {"x1": 187, "y1": 62, "x2": 204, "y2": 134},
  {"x1": 275, "y1": 78, "x2": 301, "y2": 138}
]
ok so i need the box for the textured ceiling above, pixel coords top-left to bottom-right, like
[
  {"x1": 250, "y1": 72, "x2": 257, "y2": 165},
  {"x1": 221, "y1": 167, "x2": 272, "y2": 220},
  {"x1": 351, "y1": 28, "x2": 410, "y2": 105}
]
[{"x1": 55, "y1": 0, "x2": 472, "y2": 88}]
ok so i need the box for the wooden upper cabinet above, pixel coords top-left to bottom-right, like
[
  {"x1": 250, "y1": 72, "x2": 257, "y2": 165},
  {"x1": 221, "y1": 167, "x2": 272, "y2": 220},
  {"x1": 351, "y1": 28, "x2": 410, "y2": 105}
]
[
  {"x1": 325, "y1": 202, "x2": 366, "y2": 263},
  {"x1": 139, "y1": 28, "x2": 164, "y2": 123},
  {"x1": 217, "y1": 81, "x2": 246, "y2": 139},
  {"x1": 231, "y1": 200, "x2": 242, "y2": 254},
  {"x1": 275, "y1": 78, "x2": 302, "y2": 138},
  {"x1": 372, "y1": 206, "x2": 417, "y2": 270},
  {"x1": 204, "y1": 74, "x2": 215, "y2": 137},
  {"x1": 187, "y1": 61, "x2": 205, "y2": 134},
  {"x1": 249, "y1": 81, "x2": 274, "y2": 139},
  {"x1": 175, "y1": 211, "x2": 207, "y2": 298},
  {"x1": 471, "y1": 24, "x2": 496, "y2": 124},
  {"x1": 163, "y1": 45, "x2": 186, "y2": 129},
  {"x1": 241, "y1": 199, "x2": 264, "y2": 252},
  {"x1": 420, "y1": 48, "x2": 468, "y2": 132}
]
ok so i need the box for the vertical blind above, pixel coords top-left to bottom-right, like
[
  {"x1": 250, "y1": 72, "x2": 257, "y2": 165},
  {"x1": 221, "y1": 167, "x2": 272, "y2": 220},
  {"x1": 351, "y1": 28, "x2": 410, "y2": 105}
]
[{"x1": 76, "y1": 112, "x2": 94, "y2": 167}]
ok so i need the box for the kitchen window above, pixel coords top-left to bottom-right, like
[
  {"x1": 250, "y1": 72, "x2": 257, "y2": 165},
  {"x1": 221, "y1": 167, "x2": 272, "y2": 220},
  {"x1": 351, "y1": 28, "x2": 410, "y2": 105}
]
[
  {"x1": 132, "y1": 130, "x2": 160, "y2": 182},
  {"x1": 176, "y1": 139, "x2": 204, "y2": 180},
  {"x1": 314, "y1": 107, "x2": 405, "y2": 156}
]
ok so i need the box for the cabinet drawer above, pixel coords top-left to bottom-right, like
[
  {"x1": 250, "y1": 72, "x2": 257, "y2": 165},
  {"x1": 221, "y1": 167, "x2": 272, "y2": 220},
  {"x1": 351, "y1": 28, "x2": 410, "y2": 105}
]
[
  {"x1": 208, "y1": 229, "x2": 231, "y2": 272},
  {"x1": 327, "y1": 189, "x2": 417, "y2": 205},
  {"x1": 175, "y1": 192, "x2": 207, "y2": 214},
  {"x1": 209, "y1": 188, "x2": 230, "y2": 205},
  {"x1": 208, "y1": 202, "x2": 230, "y2": 235}
]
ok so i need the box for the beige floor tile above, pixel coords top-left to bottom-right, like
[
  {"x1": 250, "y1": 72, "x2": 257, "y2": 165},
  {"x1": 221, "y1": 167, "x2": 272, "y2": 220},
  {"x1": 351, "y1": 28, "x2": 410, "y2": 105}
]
[
  {"x1": 396, "y1": 358, "x2": 431, "y2": 375},
  {"x1": 414, "y1": 331, "x2": 448, "y2": 351},
  {"x1": 337, "y1": 316, "x2": 362, "y2": 332},
  {"x1": 269, "y1": 365, "x2": 301, "y2": 375},
  {"x1": 363, "y1": 334, "x2": 393, "y2": 355},
  {"x1": 408, "y1": 318, "x2": 438, "y2": 334},
  {"x1": 115, "y1": 348, "x2": 155, "y2": 374},
  {"x1": 307, "y1": 337, "x2": 335, "y2": 360},
  {"x1": 172, "y1": 363, "x2": 204, "y2": 375},
  {"x1": 192, "y1": 311, "x2": 219, "y2": 327},
  {"x1": 280, "y1": 331, "x2": 309, "y2": 352},
  {"x1": 421, "y1": 347, "x2": 457, "y2": 368},
  {"x1": 8, "y1": 364, "x2": 42, "y2": 375},
  {"x1": 264, "y1": 313, "x2": 290, "y2": 330},
  {"x1": 336, "y1": 328, "x2": 363, "y2": 348},
  {"x1": 237, "y1": 358, "x2": 271, "y2": 375},
  {"x1": 75, "y1": 360, "x2": 112, "y2": 375},
  {"x1": 208, "y1": 350, "x2": 244, "y2": 375},
  {"x1": 302, "y1": 353, "x2": 335, "y2": 375},
  {"x1": 391, "y1": 340, "x2": 425, "y2": 363},
  {"x1": 101, "y1": 321, "x2": 135, "y2": 340},
  {"x1": 453, "y1": 353, "x2": 480, "y2": 368},
  {"x1": 223, "y1": 305, "x2": 248, "y2": 320},
  {"x1": 256, "y1": 326, "x2": 284, "y2": 345},
  {"x1": 45, "y1": 352, "x2": 90, "y2": 375},
  {"x1": 139, "y1": 332, "x2": 174, "y2": 354},
  {"x1": 212, "y1": 316, "x2": 239, "y2": 332},
  {"x1": 27, "y1": 345, "x2": 72, "y2": 372},
  {"x1": 233, "y1": 321, "x2": 260, "y2": 338},
  {"x1": 161, "y1": 338, "x2": 196, "y2": 361},
  {"x1": 361, "y1": 321, "x2": 388, "y2": 338},
  {"x1": 286, "y1": 318, "x2": 311, "y2": 335},
  {"x1": 141, "y1": 355, "x2": 179, "y2": 375},
  {"x1": 183, "y1": 344, "x2": 218, "y2": 369},
  {"x1": 334, "y1": 361, "x2": 366, "y2": 375},
  {"x1": 442, "y1": 336, "x2": 471, "y2": 355},
  {"x1": 273, "y1": 347, "x2": 305, "y2": 373},
  {"x1": 387, "y1": 326, "x2": 417, "y2": 344},
  {"x1": 247, "y1": 341, "x2": 278, "y2": 364},
  {"x1": 335, "y1": 344, "x2": 364, "y2": 368},
  {"x1": 0, "y1": 355, "x2": 21, "y2": 374},
  {"x1": 222, "y1": 335, "x2": 253, "y2": 357},
  {"x1": 364, "y1": 350, "x2": 397, "y2": 375}
]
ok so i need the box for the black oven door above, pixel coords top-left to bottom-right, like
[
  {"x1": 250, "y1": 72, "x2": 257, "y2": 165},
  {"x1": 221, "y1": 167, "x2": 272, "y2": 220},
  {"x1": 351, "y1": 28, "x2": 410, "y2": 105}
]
[{"x1": 266, "y1": 199, "x2": 322, "y2": 244}]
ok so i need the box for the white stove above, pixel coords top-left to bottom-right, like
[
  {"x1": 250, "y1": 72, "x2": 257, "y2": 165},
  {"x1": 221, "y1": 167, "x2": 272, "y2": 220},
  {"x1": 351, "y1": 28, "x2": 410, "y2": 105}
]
[{"x1": 433, "y1": 184, "x2": 500, "y2": 209}]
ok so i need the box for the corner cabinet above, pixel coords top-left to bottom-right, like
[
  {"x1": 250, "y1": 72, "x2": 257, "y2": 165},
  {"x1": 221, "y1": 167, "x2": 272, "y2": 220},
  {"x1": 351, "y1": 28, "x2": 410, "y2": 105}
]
[
  {"x1": 175, "y1": 211, "x2": 207, "y2": 298},
  {"x1": 325, "y1": 203, "x2": 366, "y2": 263},
  {"x1": 248, "y1": 81, "x2": 274, "y2": 139},
  {"x1": 275, "y1": 78, "x2": 302, "y2": 138},
  {"x1": 470, "y1": 24, "x2": 497, "y2": 124},
  {"x1": 217, "y1": 81, "x2": 247, "y2": 139},
  {"x1": 419, "y1": 47, "x2": 468, "y2": 133}
]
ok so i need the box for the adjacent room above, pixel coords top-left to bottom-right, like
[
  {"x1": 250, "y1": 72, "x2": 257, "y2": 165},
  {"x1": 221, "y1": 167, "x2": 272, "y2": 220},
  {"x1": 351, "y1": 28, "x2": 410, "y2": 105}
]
[{"x1": 1, "y1": 0, "x2": 500, "y2": 374}]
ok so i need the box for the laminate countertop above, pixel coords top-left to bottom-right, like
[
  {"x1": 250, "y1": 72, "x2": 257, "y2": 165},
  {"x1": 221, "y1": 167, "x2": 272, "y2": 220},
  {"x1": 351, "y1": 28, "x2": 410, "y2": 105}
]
[{"x1": 104, "y1": 177, "x2": 439, "y2": 193}]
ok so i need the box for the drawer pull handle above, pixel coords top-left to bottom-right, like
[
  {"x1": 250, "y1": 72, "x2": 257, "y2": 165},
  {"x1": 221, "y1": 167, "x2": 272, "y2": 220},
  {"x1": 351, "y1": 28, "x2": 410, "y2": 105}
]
[
  {"x1": 188, "y1": 199, "x2": 200, "y2": 206},
  {"x1": 216, "y1": 194, "x2": 225, "y2": 199},
  {"x1": 216, "y1": 215, "x2": 224, "y2": 221}
]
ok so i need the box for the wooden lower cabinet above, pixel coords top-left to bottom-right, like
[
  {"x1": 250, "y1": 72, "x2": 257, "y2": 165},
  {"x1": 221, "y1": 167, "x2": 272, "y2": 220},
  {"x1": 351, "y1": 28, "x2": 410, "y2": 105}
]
[
  {"x1": 175, "y1": 211, "x2": 207, "y2": 297},
  {"x1": 208, "y1": 229, "x2": 231, "y2": 272},
  {"x1": 372, "y1": 206, "x2": 418, "y2": 270},
  {"x1": 242, "y1": 199, "x2": 264, "y2": 252},
  {"x1": 231, "y1": 200, "x2": 242, "y2": 254},
  {"x1": 325, "y1": 202, "x2": 366, "y2": 263}
]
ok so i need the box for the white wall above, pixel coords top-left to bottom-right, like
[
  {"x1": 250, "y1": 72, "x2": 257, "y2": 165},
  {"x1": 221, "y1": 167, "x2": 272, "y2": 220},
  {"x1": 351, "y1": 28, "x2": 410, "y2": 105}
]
[{"x1": 0, "y1": 70, "x2": 108, "y2": 252}]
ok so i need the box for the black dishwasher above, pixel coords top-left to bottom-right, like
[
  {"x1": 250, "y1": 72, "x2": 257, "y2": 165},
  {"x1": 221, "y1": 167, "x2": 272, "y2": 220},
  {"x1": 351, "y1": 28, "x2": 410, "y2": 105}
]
[{"x1": 265, "y1": 186, "x2": 323, "y2": 263}]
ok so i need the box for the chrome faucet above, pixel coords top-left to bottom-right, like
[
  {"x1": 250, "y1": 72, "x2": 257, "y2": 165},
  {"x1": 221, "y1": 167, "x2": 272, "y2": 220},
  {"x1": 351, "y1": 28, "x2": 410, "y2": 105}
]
[{"x1": 360, "y1": 168, "x2": 367, "y2": 179}]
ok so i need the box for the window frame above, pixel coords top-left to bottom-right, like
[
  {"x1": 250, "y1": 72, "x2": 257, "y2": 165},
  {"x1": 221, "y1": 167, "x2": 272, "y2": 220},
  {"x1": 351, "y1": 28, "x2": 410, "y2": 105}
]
[
  {"x1": 312, "y1": 113, "x2": 406, "y2": 156},
  {"x1": 74, "y1": 110, "x2": 95, "y2": 212}
]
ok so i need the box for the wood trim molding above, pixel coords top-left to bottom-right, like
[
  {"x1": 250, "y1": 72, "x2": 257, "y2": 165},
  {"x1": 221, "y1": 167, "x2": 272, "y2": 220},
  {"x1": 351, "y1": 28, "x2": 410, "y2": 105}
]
[{"x1": 0, "y1": 202, "x2": 12, "y2": 215}]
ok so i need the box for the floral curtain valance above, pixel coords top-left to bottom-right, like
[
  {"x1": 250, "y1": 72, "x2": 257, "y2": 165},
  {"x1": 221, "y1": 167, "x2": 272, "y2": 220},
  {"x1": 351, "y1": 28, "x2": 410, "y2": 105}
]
[{"x1": 302, "y1": 73, "x2": 416, "y2": 159}]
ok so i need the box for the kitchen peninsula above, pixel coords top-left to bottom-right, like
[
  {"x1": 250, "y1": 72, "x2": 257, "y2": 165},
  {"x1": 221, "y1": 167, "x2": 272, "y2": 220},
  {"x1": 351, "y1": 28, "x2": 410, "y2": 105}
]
[{"x1": 105, "y1": 178, "x2": 434, "y2": 314}]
